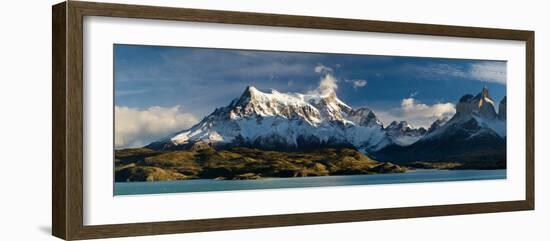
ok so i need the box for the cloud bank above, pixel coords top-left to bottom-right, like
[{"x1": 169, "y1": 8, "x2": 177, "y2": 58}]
[
  {"x1": 115, "y1": 106, "x2": 198, "y2": 149},
  {"x1": 376, "y1": 98, "x2": 456, "y2": 128}
]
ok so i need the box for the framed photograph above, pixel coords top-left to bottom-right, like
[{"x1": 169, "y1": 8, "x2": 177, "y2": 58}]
[{"x1": 52, "y1": 1, "x2": 534, "y2": 240}]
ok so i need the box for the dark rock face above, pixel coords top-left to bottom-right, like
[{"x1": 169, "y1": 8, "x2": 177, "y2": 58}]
[
  {"x1": 372, "y1": 118, "x2": 506, "y2": 164},
  {"x1": 370, "y1": 87, "x2": 506, "y2": 168},
  {"x1": 498, "y1": 96, "x2": 507, "y2": 121},
  {"x1": 456, "y1": 87, "x2": 497, "y2": 119},
  {"x1": 427, "y1": 117, "x2": 448, "y2": 134}
]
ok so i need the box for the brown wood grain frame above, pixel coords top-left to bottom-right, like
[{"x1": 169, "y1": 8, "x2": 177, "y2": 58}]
[{"x1": 52, "y1": 1, "x2": 535, "y2": 240}]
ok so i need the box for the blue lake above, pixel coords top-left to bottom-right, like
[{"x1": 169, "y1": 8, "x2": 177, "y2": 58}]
[{"x1": 114, "y1": 169, "x2": 506, "y2": 196}]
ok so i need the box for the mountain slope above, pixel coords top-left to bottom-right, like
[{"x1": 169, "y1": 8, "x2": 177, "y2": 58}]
[
  {"x1": 371, "y1": 87, "x2": 506, "y2": 166},
  {"x1": 385, "y1": 121, "x2": 427, "y2": 146},
  {"x1": 147, "y1": 86, "x2": 391, "y2": 152}
]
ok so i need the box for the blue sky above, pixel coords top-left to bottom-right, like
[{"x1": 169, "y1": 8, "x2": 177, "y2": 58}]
[{"x1": 114, "y1": 44, "x2": 506, "y2": 148}]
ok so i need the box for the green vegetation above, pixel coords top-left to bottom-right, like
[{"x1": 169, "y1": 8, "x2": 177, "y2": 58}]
[{"x1": 114, "y1": 147, "x2": 407, "y2": 182}]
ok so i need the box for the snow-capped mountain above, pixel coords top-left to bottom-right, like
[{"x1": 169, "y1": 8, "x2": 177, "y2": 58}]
[
  {"x1": 424, "y1": 87, "x2": 505, "y2": 139},
  {"x1": 385, "y1": 121, "x2": 427, "y2": 146},
  {"x1": 147, "y1": 86, "x2": 391, "y2": 152},
  {"x1": 371, "y1": 87, "x2": 507, "y2": 163}
]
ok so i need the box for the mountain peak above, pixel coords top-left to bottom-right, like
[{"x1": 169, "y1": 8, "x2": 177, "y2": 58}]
[
  {"x1": 387, "y1": 120, "x2": 412, "y2": 130},
  {"x1": 242, "y1": 85, "x2": 260, "y2": 97},
  {"x1": 475, "y1": 86, "x2": 494, "y2": 103},
  {"x1": 149, "y1": 85, "x2": 391, "y2": 152},
  {"x1": 348, "y1": 107, "x2": 382, "y2": 128},
  {"x1": 482, "y1": 86, "x2": 490, "y2": 98},
  {"x1": 232, "y1": 85, "x2": 261, "y2": 108},
  {"x1": 385, "y1": 120, "x2": 426, "y2": 146},
  {"x1": 456, "y1": 87, "x2": 497, "y2": 119}
]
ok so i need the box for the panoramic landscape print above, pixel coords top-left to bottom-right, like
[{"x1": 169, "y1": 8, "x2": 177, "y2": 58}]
[{"x1": 114, "y1": 44, "x2": 507, "y2": 195}]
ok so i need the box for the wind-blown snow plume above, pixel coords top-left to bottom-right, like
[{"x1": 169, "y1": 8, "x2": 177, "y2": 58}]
[{"x1": 310, "y1": 64, "x2": 339, "y2": 96}]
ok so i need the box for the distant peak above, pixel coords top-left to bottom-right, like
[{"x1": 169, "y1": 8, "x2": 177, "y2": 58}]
[
  {"x1": 388, "y1": 121, "x2": 409, "y2": 127},
  {"x1": 436, "y1": 116, "x2": 449, "y2": 122},
  {"x1": 481, "y1": 86, "x2": 491, "y2": 98}
]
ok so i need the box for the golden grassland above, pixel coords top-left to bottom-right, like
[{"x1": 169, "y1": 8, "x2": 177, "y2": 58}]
[{"x1": 115, "y1": 147, "x2": 407, "y2": 182}]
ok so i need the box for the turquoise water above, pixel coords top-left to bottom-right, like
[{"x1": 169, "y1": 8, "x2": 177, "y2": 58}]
[{"x1": 114, "y1": 169, "x2": 506, "y2": 196}]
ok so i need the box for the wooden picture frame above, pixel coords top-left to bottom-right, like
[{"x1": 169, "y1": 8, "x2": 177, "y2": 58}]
[{"x1": 52, "y1": 1, "x2": 534, "y2": 240}]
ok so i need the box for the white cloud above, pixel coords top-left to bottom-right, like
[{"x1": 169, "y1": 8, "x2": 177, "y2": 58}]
[
  {"x1": 376, "y1": 98, "x2": 455, "y2": 128},
  {"x1": 115, "y1": 105, "x2": 198, "y2": 149},
  {"x1": 346, "y1": 79, "x2": 367, "y2": 89}
]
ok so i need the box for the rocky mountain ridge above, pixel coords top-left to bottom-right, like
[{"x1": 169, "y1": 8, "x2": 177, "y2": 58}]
[{"x1": 147, "y1": 86, "x2": 506, "y2": 167}]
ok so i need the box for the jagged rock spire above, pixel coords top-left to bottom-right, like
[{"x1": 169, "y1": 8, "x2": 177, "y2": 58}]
[
  {"x1": 498, "y1": 96, "x2": 507, "y2": 120},
  {"x1": 456, "y1": 87, "x2": 497, "y2": 119},
  {"x1": 481, "y1": 86, "x2": 490, "y2": 99}
]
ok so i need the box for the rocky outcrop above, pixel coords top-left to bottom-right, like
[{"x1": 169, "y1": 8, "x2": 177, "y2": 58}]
[
  {"x1": 498, "y1": 96, "x2": 506, "y2": 120},
  {"x1": 348, "y1": 107, "x2": 383, "y2": 128},
  {"x1": 385, "y1": 121, "x2": 427, "y2": 146},
  {"x1": 427, "y1": 117, "x2": 448, "y2": 134},
  {"x1": 456, "y1": 87, "x2": 497, "y2": 119},
  {"x1": 371, "y1": 87, "x2": 506, "y2": 168}
]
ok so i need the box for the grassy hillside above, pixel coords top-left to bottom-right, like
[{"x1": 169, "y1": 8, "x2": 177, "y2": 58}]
[{"x1": 115, "y1": 147, "x2": 406, "y2": 182}]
